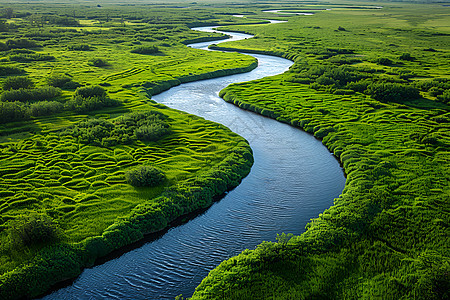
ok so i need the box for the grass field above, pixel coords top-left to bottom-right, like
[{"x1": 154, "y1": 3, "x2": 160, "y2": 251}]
[
  {"x1": 0, "y1": 2, "x2": 258, "y2": 299},
  {"x1": 192, "y1": 1, "x2": 450, "y2": 299},
  {"x1": 0, "y1": 1, "x2": 449, "y2": 299}
]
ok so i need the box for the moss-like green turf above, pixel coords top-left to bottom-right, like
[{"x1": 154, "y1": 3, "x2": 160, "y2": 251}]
[
  {"x1": 192, "y1": 1, "x2": 450, "y2": 299},
  {"x1": 0, "y1": 2, "x2": 258, "y2": 299}
]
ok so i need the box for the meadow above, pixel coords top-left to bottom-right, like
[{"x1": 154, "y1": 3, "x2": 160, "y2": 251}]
[
  {"x1": 0, "y1": 0, "x2": 448, "y2": 299},
  {"x1": 191, "y1": 1, "x2": 450, "y2": 299},
  {"x1": 0, "y1": 2, "x2": 258, "y2": 298}
]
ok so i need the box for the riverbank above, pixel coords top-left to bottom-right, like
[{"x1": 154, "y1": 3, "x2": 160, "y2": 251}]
[
  {"x1": 0, "y1": 7, "x2": 260, "y2": 299},
  {"x1": 0, "y1": 132, "x2": 253, "y2": 300},
  {"x1": 193, "y1": 3, "x2": 449, "y2": 299}
]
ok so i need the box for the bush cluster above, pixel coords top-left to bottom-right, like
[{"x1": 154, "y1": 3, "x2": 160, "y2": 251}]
[
  {"x1": 288, "y1": 63, "x2": 422, "y2": 103},
  {"x1": 2, "y1": 76, "x2": 34, "y2": 90},
  {"x1": 5, "y1": 38, "x2": 38, "y2": 49},
  {"x1": 64, "y1": 86, "x2": 119, "y2": 112},
  {"x1": 60, "y1": 110, "x2": 170, "y2": 147},
  {"x1": 0, "y1": 66, "x2": 24, "y2": 76},
  {"x1": 414, "y1": 78, "x2": 450, "y2": 104},
  {"x1": 0, "y1": 100, "x2": 65, "y2": 123},
  {"x1": 0, "y1": 101, "x2": 28, "y2": 123},
  {"x1": 0, "y1": 86, "x2": 61, "y2": 102},
  {"x1": 366, "y1": 82, "x2": 420, "y2": 102},
  {"x1": 8, "y1": 53, "x2": 55, "y2": 62},
  {"x1": 67, "y1": 44, "x2": 91, "y2": 51},
  {"x1": 131, "y1": 45, "x2": 159, "y2": 54},
  {"x1": 88, "y1": 58, "x2": 108, "y2": 67},
  {"x1": 46, "y1": 74, "x2": 81, "y2": 89},
  {"x1": 125, "y1": 165, "x2": 166, "y2": 187},
  {"x1": 9, "y1": 214, "x2": 60, "y2": 247}
]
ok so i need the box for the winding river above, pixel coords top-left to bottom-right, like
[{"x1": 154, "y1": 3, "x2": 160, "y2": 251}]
[{"x1": 42, "y1": 25, "x2": 345, "y2": 299}]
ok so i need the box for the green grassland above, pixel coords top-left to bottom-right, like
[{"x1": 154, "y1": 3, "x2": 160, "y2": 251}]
[
  {"x1": 0, "y1": 3, "x2": 259, "y2": 299},
  {"x1": 192, "y1": 2, "x2": 450, "y2": 300}
]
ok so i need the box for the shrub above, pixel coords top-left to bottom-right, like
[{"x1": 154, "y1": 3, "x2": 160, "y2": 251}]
[
  {"x1": 428, "y1": 87, "x2": 445, "y2": 97},
  {"x1": 437, "y1": 90, "x2": 450, "y2": 104},
  {"x1": 125, "y1": 165, "x2": 166, "y2": 187},
  {"x1": 2, "y1": 76, "x2": 34, "y2": 90},
  {"x1": 377, "y1": 57, "x2": 393, "y2": 66},
  {"x1": 366, "y1": 82, "x2": 420, "y2": 103},
  {"x1": 0, "y1": 101, "x2": 29, "y2": 123},
  {"x1": 346, "y1": 80, "x2": 370, "y2": 93},
  {"x1": 65, "y1": 86, "x2": 119, "y2": 112},
  {"x1": 29, "y1": 101, "x2": 64, "y2": 117},
  {"x1": 9, "y1": 214, "x2": 60, "y2": 247},
  {"x1": 61, "y1": 111, "x2": 170, "y2": 146},
  {"x1": 399, "y1": 53, "x2": 415, "y2": 61},
  {"x1": 64, "y1": 95, "x2": 120, "y2": 113},
  {"x1": 0, "y1": 86, "x2": 61, "y2": 102},
  {"x1": 0, "y1": 65, "x2": 24, "y2": 76},
  {"x1": 0, "y1": 42, "x2": 8, "y2": 51},
  {"x1": 131, "y1": 45, "x2": 159, "y2": 54},
  {"x1": 74, "y1": 86, "x2": 106, "y2": 98},
  {"x1": 316, "y1": 75, "x2": 336, "y2": 86},
  {"x1": 135, "y1": 123, "x2": 170, "y2": 141},
  {"x1": 46, "y1": 74, "x2": 80, "y2": 89},
  {"x1": 88, "y1": 58, "x2": 108, "y2": 67},
  {"x1": 5, "y1": 38, "x2": 38, "y2": 49}
]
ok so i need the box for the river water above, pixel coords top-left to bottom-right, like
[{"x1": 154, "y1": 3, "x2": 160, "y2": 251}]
[{"x1": 42, "y1": 26, "x2": 345, "y2": 300}]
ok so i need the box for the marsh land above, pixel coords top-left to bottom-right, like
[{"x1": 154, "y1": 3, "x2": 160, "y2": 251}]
[{"x1": 0, "y1": 1, "x2": 448, "y2": 299}]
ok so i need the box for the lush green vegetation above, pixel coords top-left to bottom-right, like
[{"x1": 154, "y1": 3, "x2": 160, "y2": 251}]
[
  {"x1": 1, "y1": 1, "x2": 449, "y2": 299},
  {"x1": 192, "y1": 1, "x2": 450, "y2": 299},
  {"x1": 0, "y1": 1, "x2": 261, "y2": 299}
]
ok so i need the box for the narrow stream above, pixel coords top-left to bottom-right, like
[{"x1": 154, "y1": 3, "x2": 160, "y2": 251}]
[{"x1": 42, "y1": 25, "x2": 345, "y2": 300}]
